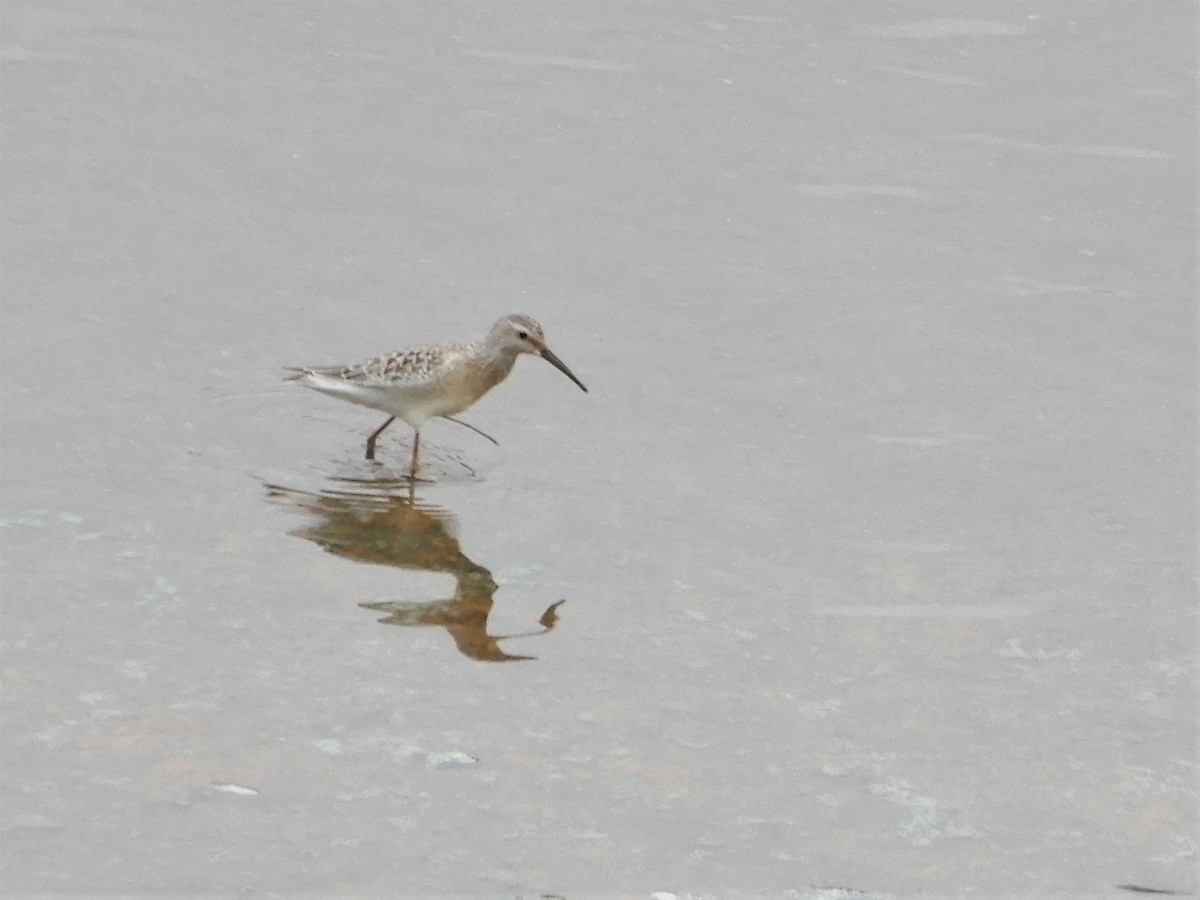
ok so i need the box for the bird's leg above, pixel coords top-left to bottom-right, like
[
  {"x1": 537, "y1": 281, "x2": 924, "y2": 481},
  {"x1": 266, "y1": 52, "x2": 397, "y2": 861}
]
[
  {"x1": 409, "y1": 430, "x2": 421, "y2": 479},
  {"x1": 444, "y1": 415, "x2": 500, "y2": 446},
  {"x1": 365, "y1": 416, "x2": 396, "y2": 461}
]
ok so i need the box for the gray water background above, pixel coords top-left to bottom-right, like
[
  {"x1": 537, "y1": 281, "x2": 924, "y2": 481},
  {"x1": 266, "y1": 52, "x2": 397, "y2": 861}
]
[{"x1": 2, "y1": 2, "x2": 1196, "y2": 898}]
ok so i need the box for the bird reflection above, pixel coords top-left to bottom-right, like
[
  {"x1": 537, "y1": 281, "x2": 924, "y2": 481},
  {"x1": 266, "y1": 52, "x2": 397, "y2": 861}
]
[{"x1": 265, "y1": 478, "x2": 562, "y2": 661}]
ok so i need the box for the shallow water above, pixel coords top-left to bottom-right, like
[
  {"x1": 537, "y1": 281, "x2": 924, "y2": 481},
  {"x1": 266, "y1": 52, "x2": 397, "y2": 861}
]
[{"x1": 2, "y1": 2, "x2": 1195, "y2": 898}]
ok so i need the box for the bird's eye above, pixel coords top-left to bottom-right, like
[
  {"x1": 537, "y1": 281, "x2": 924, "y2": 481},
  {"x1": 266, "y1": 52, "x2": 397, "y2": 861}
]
[{"x1": 517, "y1": 331, "x2": 529, "y2": 340}]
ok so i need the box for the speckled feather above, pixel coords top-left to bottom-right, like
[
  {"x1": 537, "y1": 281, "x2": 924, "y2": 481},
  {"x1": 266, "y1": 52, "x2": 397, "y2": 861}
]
[{"x1": 304, "y1": 342, "x2": 477, "y2": 387}]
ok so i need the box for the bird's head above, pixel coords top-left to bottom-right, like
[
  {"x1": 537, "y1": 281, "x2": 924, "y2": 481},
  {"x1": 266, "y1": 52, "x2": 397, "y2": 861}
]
[{"x1": 491, "y1": 314, "x2": 588, "y2": 393}]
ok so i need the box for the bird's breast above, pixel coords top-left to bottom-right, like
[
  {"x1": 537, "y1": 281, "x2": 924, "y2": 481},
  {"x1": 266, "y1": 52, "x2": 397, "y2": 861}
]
[{"x1": 431, "y1": 356, "x2": 516, "y2": 417}]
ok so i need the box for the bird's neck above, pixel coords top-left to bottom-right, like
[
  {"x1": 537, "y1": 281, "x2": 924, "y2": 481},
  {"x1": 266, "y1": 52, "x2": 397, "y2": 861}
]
[{"x1": 477, "y1": 345, "x2": 519, "y2": 388}]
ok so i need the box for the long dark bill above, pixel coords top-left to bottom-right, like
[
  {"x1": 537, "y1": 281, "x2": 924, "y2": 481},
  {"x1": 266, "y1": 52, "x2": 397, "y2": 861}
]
[{"x1": 540, "y1": 347, "x2": 589, "y2": 393}]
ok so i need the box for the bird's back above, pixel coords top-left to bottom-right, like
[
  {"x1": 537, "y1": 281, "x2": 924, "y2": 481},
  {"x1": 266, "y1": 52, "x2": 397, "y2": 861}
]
[{"x1": 291, "y1": 342, "x2": 471, "y2": 387}]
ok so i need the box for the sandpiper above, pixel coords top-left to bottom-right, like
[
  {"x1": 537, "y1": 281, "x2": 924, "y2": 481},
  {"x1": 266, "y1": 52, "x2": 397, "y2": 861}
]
[{"x1": 288, "y1": 314, "x2": 588, "y2": 476}]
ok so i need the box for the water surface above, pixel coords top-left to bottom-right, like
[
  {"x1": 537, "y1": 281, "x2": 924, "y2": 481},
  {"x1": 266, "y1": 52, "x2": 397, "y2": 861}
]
[{"x1": 2, "y1": 2, "x2": 1195, "y2": 897}]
